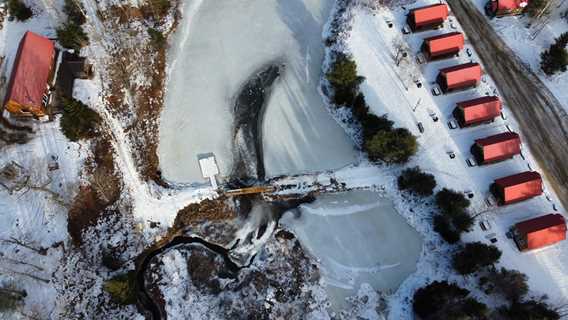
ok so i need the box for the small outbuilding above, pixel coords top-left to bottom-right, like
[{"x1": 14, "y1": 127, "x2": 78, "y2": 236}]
[
  {"x1": 513, "y1": 214, "x2": 566, "y2": 251},
  {"x1": 485, "y1": 0, "x2": 529, "y2": 17},
  {"x1": 471, "y1": 132, "x2": 521, "y2": 165},
  {"x1": 453, "y1": 96, "x2": 502, "y2": 127},
  {"x1": 437, "y1": 62, "x2": 482, "y2": 93},
  {"x1": 491, "y1": 171, "x2": 543, "y2": 205},
  {"x1": 407, "y1": 4, "x2": 449, "y2": 32},
  {"x1": 3, "y1": 31, "x2": 56, "y2": 118},
  {"x1": 422, "y1": 32, "x2": 465, "y2": 60}
]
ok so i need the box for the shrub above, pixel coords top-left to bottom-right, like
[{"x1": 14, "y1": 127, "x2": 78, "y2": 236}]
[
  {"x1": 103, "y1": 272, "x2": 137, "y2": 305},
  {"x1": 57, "y1": 22, "x2": 89, "y2": 52},
  {"x1": 8, "y1": 0, "x2": 33, "y2": 21},
  {"x1": 365, "y1": 127, "x2": 417, "y2": 164},
  {"x1": 452, "y1": 242, "x2": 502, "y2": 275},
  {"x1": 541, "y1": 32, "x2": 568, "y2": 75},
  {"x1": 433, "y1": 215, "x2": 461, "y2": 244},
  {"x1": 326, "y1": 54, "x2": 364, "y2": 106},
  {"x1": 398, "y1": 166, "x2": 436, "y2": 197},
  {"x1": 148, "y1": 28, "x2": 166, "y2": 49},
  {"x1": 435, "y1": 188, "x2": 470, "y2": 215},
  {"x1": 142, "y1": 0, "x2": 172, "y2": 18},
  {"x1": 480, "y1": 267, "x2": 529, "y2": 302},
  {"x1": 60, "y1": 98, "x2": 101, "y2": 142},
  {"x1": 413, "y1": 281, "x2": 488, "y2": 320},
  {"x1": 499, "y1": 300, "x2": 559, "y2": 320}
]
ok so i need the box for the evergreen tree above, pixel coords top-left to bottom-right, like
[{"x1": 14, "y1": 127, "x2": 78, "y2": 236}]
[
  {"x1": 433, "y1": 214, "x2": 461, "y2": 244},
  {"x1": 499, "y1": 300, "x2": 559, "y2": 320},
  {"x1": 398, "y1": 166, "x2": 437, "y2": 197},
  {"x1": 541, "y1": 32, "x2": 568, "y2": 75},
  {"x1": 7, "y1": 0, "x2": 33, "y2": 21},
  {"x1": 365, "y1": 128, "x2": 417, "y2": 164},
  {"x1": 452, "y1": 242, "x2": 502, "y2": 275},
  {"x1": 480, "y1": 267, "x2": 529, "y2": 302},
  {"x1": 57, "y1": 22, "x2": 89, "y2": 52},
  {"x1": 413, "y1": 281, "x2": 488, "y2": 320},
  {"x1": 60, "y1": 98, "x2": 101, "y2": 142},
  {"x1": 63, "y1": 0, "x2": 86, "y2": 25},
  {"x1": 360, "y1": 113, "x2": 393, "y2": 140},
  {"x1": 435, "y1": 188, "x2": 470, "y2": 215},
  {"x1": 326, "y1": 54, "x2": 364, "y2": 106}
]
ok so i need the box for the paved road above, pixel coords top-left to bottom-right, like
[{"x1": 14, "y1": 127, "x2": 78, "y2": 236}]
[{"x1": 449, "y1": 0, "x2": 568, "y2": 210}]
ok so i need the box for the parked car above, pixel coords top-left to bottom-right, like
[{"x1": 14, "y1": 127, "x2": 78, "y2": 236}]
[
  {"x1": 466, "y1": 157, "x2": 477, "y2": 167},
  {"x1": 417, "y1": 122, "x2": 424, "y2": 133},
  {"x1": 431, "y1": 86, "x2": 441, "y2": 96},
  {"x1": 448, "y1": 119, "x2": 458, "y2": 129}
]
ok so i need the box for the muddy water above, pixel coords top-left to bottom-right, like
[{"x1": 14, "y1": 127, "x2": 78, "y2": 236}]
[{"x1": 158, "y1": 0, "x2": 357, "y2": 184}]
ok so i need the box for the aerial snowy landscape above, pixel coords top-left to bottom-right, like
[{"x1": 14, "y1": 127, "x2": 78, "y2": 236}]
[{"x1": 1, "y1": 0, "x2": 568, "y2": 319}]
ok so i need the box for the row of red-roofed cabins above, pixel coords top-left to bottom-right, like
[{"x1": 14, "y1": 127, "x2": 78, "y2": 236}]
[{"x1": 407, "y1": 3, "x2": 566, "y2": 252}]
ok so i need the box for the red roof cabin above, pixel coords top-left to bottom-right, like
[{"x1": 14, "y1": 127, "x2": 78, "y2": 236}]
[
  {"x1": 471, "y1": 132, "x2": 521, "y2": 165},
  {"x1": 513, "y1": 214, "x2": 566, "y2": 251},
  {"x1": 407, "y1": 4, "x2": 449, "y2": 32},
  {"x1": 437, "y1": 63, "x2": 482, "y2": 93},
  {"x1": 422, "y1": 32, "x2": 465, "y2": 61},
  {"x1": 491, "y1": 171, "x2": 543, "y2": 205},
  {"x1": 453, "y1": 96, "x2": 502, "y2": 127},
  {"x1": 486, "y1": 0, "x2": 529, "y2": 17},
  {"x1": 3, "y1": 31, "x2": 56, "y2": 118}
]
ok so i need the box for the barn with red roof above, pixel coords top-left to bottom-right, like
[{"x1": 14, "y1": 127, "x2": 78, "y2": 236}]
[
  {"x1": 453, "y1": 96, "x2": 502, "y2": 127},
  {"x1": 513, "y1": 214, "x2": 566, "y2": 251},
  {"x1": 437, "y1": 62, "x2": 482, "y2": 93},
  {"x1": 471, "y1": 132, "x2": 521, "y2": 165},
  {"x1": 491, "y1": 171, "x2": 543, "y2": 205},
  {"x1": 422, "y1": 32, "x2": 465, "y2": 60},
  {"x1": 3, "y1": 31, "x2": 56, "y2": 118},
  {"x1": 407, "y1": 4, "x2": 449, "y2": 31}
]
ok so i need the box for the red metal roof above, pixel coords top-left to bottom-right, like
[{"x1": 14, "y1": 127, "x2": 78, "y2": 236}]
[
  {"x1": 515, "y1": 214, "x2": 566, "y2": 251},
  {"x1": 439, "y1": 63, "x2": 482, "y2": 90},
  {"x1": 475, "y1": 132, "x2": 521, "y2": 163},
  {"x1": 410, "y1": 4, "x2": 449, "y2": 28},
  {"x1": 493, "y1": 0, "x2": 529, "y2": 11},
  {"x1": 423, "y1": 32, "x2": 464, "y2": 58},
  {"x1": 3, "y1": 31, "x2": 55, "y2": 112},
  {"x1": 456, "y1": 96, "x2": 502, "y2": 125},
  {"x1": 494, "y1": 171, "x2": 542, "y2": 204}
]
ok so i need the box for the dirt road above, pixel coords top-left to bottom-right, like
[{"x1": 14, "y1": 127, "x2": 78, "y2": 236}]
[{"x1": 449, "y1": 0, "x2": 568, "y2": 210}]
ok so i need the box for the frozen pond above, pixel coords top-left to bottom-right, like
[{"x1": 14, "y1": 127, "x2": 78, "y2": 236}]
[
  {"x1": 281, "y1": 191, "x2": 423, "y2": 310},
  {"x1": 158, "y1": 0, "x2": 357, "y2": 184}
]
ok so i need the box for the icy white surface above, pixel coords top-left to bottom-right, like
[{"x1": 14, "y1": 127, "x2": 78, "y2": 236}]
[
  {"x1": 159, "y1": 0, "x2": 358, "y2": 183},
  {"x1": 281, "y1": 191, "x2": 422, "y2": 311}
]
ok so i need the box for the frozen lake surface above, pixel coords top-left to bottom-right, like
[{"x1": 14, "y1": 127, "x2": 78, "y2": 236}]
[
  {"x1": 281, "y1": 191, "x2": 423, "y2": 310},
  {"x1": 158, "y1": 0, "x2": 357, "y2": 184}
]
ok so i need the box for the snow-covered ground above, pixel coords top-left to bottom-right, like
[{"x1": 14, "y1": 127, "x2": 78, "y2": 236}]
[
  {"x1": 158, "y1": 0, "x2": 358, "y2": 184},
  {"x1": 281, "y1": 191, "x2": 422, "y2": 311},
  {"x1": 469, "y1": 0, "x2": 568, "y2": 113},
  {"x1": 343, "y1": 1, "x2": 568, "y2": 316}
]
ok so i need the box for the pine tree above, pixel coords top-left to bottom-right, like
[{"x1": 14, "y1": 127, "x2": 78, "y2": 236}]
[
  {"x1": 452, "y1": 242, "x2": 502, "y2": 275},
  {"x1": 541, "y1": 32, "x2": 568, "y2": 75}
]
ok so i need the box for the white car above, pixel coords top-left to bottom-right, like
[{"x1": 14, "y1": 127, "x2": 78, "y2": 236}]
[
  {"x1": 431, "y1": 86, "x2": 441, "y2": 96},
  {"x1": 448, "y1": 119, "x2": 458, "y2": 129},
  {"x1": 466, "y1": 157, "x2": 477, "y2": 167}
]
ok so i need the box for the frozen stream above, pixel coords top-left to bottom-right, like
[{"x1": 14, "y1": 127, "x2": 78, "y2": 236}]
[
  {"x1": 281, "y1": 191, "x2": 423, "y2": 310},
  {"x1": 159, "y1": 0, "x2": 357, "y2": 184}
]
